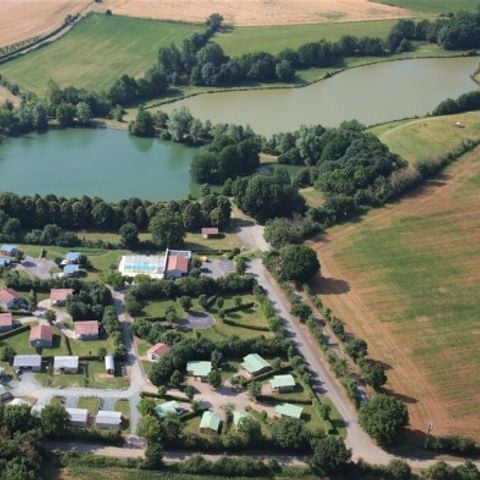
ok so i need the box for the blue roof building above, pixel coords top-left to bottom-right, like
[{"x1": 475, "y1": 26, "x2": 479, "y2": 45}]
[
  {"x1": 0, "y1": 259, "x2": 11, "y2": 267},
  {"x1": 65, "y1": 252, "x2": 81, "y2": 263},
  {"x1": 0, "y1": 245, "x2": 18, "y2": 256},
  {"x1": 64, "y1": 264, "x2": 80, "y2": 276}
]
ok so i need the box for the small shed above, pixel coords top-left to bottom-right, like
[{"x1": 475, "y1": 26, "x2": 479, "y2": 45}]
[
  {"x1": 0, "y1": 312, "x2": 13, "y2": 332},
  {"x1": 13, "y1": 355, "x2": 42, "y2": 372},
  {"x1": 66, "y1": 407, "x2": 89, "y2": 427},
  {"x1": 53, "y1": 356, "x2": 79, "y2": 374},
  {"x1": 201, "y1": 227, "x2": 219, "y2": 239},
  {"x1": 105, "y1": 354, "x2": 115, "y2": 375},
  {"x1": 199, "y1": 410, "x2": 221, "y2": 433},
  {"x1": 186, "y1": 360, "x2": 212, "y2": 380},
  {"x1": 241, "y1": 353, "x2": 271, "y2": 376},
  {"x1": 275, "y1": 403, "x2": 304, "y2": 419},
  {"x1": 154, "y1": 400, "x2": 180, "y2": 418},
  {"x1": 270, "y1": 374, "x2": 296, "y2": 393},
  {"x1": 95, "y1": 410, "x2": 122, "y2": 429}
]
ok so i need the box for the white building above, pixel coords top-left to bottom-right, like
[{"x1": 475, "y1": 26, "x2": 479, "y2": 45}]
[
  {"x1": 66, "y1": 407, "x2": 89, "y2": 427},
  {"x1": 13, "y1": 355, "x2": 41, "y2": 372},
  {"x1": 105, "y1": 354, "x2": 115, "y2": 375},
  {"x1": 95, "y1": 410, "x2": 122, "y2": 429},
  {"x1": 53, "y1": 356, "x2": 79, "y2": 374}
]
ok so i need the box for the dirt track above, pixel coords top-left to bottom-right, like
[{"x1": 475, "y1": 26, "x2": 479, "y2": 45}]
[
  {"x1": 0, "y1": 0, "x2": 92, "y2": 48},
  {"x1": 98, "y1": 0, "x2": 412, "y2": 26},
  {"x1": 307, "y1": 148, "x2": 480, "y2": 438}
]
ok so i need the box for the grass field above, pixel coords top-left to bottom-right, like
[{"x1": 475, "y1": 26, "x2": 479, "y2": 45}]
[
  {"x1": 370, "y1": 111, "x2": 480, "y2": 164},
  {"x1": 78, "y1": 396, "x2": 101, "y2": 415},
  {"x1": 308, "y1": 146, "x2": 480, "y2": 439},
  {"x1": 0, "y1": 13, "x2": 202, "y2": 94},
  {"x1": 216, "y1": 19, "x2": 397, "y2": 57},
  {"x1": 376, "y1": 0, "x2": 478, "y2": 14}
]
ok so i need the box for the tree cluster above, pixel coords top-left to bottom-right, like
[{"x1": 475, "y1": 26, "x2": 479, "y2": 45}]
[{"x1": 433, "y1": 90, "x2": 480, "y2": 116}]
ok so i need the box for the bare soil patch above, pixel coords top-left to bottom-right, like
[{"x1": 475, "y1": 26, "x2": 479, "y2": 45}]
[
  {"x1": 0, "y1": 0, "x2": 92, "y2": 47},
  {"x1": 307, "y1": 148, "x2": 480, "y2": 439},
  {"x1": 0, "y1": 86, "x2": 20, "y2": 106},
  {"x1": 97, "y1": 0, "x2": 412, "y2": 26}
]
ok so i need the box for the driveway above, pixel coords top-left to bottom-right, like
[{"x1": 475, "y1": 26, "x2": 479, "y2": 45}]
[{"x1": 15, "y1": 255, "x2": 56, "y2": 279}]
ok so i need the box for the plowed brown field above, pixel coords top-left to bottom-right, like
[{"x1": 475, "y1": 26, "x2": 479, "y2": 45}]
[
  {"x1": 308, "y1": 148, "x2": 480, "y2": 439},
  {"x1": 0, "y1": 0, "x2": 92, "y2": 48},
  {"x1": 97, "y1": 0, "x2": 412, "y2": 26}
]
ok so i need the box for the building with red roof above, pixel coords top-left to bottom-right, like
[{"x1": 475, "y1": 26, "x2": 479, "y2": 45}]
[
  {"x1": 165, "y1": 250, "x2": 191, "y2": 278},
  {"x1": 29, "y1": 324, "x2": 53, "y2": 348},
  {"x1": 0, "y1": 312, "x2": 13, "y2": 332},
  {"x1": 0, "y1": 288, "x2": 22, "y2": 310},
  {"x1": 74, "y1": 321, "x2": 99, "y2": 340},
  {"x1": 50, "y1": 288, "x2": 74, "y2": 307},
  {"x1": 201, "y1": 227, "x2": 220, "y2": 239},
  {"x1": 147, "y1": 343, "x2": 170, "y2": 362}
]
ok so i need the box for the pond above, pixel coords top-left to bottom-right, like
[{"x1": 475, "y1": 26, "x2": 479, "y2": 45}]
[
  {"x1": 0, "y1": 128, "x2": 200, "y2": 201},
  {"x1": 160, "y1": 57, "x2": 480, "y2": 136}
]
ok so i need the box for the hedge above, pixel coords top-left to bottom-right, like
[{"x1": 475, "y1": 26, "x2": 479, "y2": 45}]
[{"x1": 0, "y1": 324, "x2": 30, "y2": 341}]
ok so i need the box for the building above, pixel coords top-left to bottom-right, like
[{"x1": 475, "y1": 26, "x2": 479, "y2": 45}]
[
  {"x1": 31, "y1": 405, "x2": 45, "y2": 416},
  {"x1": 74, "y1": 320, "x2": 99, "y2": 340},
  {"x1": 186, "y1": 360, "x2": 212, "y2": 380},
  {"x1": 147, "y1": 342, "x2": 170, "y2": 362},
  {"x1": 199, "y1": 410, "x2": 221, "y2": 433},
  {"x1": 13, "y1": 355, "x2": 41, "y2": 372},
  {"x1": 0, "y1": 385, "x2": 12, "y2": 401},
  {"x1": 201, "y1": 227, "x2": 219, "y2": 239},
  {"x1": 8, "y1": 398, "x2": 29, "y2": 407},
  {"x1": 270, "y1": 374, "x2": 296, "y2": 393},
  {"x1": 50, "y1": 288, "x2": 74, "y2": 307},
  {"x1": 95, "y1": 410, "x2": 122, "y2": 429},
  {"x1": 0, "y1": 288, "x2": 23, "y2": 310},
  {"x1": 241, "y1": 353, "x2": 271, "y2": 376},
  {"x1": 63, "y1": 264, "x2": 80, "y2": 277},
  {"x1": 29, "y1": 324, "x2": 53, "y2": 348},
  {"x1": 118, "y1": 249, "x2": 192, "y2": 280},
  {"x1": 66, "y1": 407, "x2": 89, "y2": 427},
  {"x1": 154, "y1": 400, "x2": 180, "y2": 418},
  {"x1": 0, "y1": 312, "x2": 13, "y2": 332},
  {"x1": 275, "y1": 403, "x2": 303, "y2": 419},
  {"x1": 0, "y1": 258, "x2": 11, "y2": 268},
  {"x1": 63, "y1": 252, "x2": 81, "y2": 265},
  {"x1": 105, "y1": 354, "x2": 115, "y2": 375},
  {"x1": 0, "y1": 244, "x2": 18, "y2": 257},
  {"x1": 233, "y1": 410, "x2": 248, "y2": 429},
  {"x1": 53, "y1": 356, "x2": 79, "y2": 374},
  {"x1": 165, "y1": 250, "x2": 191, "y2": 278}
]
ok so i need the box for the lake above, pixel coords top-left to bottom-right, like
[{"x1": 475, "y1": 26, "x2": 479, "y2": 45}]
[
  {"x1": 160, "y1": 57, "x2": 480, "y2": 136},
  {"x1": 0, "y1": 128, "x2": 199, "y2": 201}
]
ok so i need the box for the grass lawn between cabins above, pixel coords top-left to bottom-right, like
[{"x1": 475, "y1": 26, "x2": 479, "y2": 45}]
[
  {"x1": 308, "y1": 146, "x2": 480, "y2": 439},
  {"x1": 77, "y1": 396, "x2": 101, "y2": 415},
  {"x1": 114, "y1": 399, "x2": 131, "y2": 432}
]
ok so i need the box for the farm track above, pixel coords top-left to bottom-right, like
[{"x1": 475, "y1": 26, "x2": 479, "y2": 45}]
[{"x1": 307, "y1": 147, "x2": 480, "y2": 438}]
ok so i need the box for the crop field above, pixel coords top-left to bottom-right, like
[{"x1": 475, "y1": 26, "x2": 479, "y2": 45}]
[
  {"x1": 376, "y1": 0, "x2": 478, "y2": 14},
  {"x1": 0, "y1": 13, "x2": 202, "y2": 95},
  {"x1": 216, "y1": 19, "x2": 397, "y2": 57},
  {"x1": 371, "y1": 111, "x2": 480, "y2": 164},
  {"x1": 0, "y1": 0, "x2": 91, "y2": 48},
  {"x1": 96, "y1": 0, "x2": 411, "y2": 26},
  {"x1": 308, "y1": 146, "x2": 480, "y2": 439}
]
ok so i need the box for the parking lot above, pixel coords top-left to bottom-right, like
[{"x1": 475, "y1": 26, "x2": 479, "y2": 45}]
[{"x1": 201, "y1": 258, "x2": 234, "y2": 279}]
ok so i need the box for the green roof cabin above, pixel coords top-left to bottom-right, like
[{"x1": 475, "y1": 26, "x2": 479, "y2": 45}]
[
  {"x1": 154, "y1": 400, "x2": 179, "y2": 418},
  {"x1": 200, "y1": 410, "x2": 221, "y2": 433},
  {"x1": 233, "y1": 410, "x2": 249, "y2": 428},
  {"x1": 270, "y1": 374, "x2": 296, "y2": 393},
  {"x1": 275, "y1": 403, "x2": 303, "y2": 419},
  {"x1": 241, "y1": 353, "x2": 271, "y2": 376},
  {"x1": 187, "y1": 360, "x2": 212, "y2": 380}
]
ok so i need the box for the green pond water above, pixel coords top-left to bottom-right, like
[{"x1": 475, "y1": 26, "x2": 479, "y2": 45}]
[
  {"x1": 0, "y1": 57, "x2": 478, "y2": 200},
  {"x1": 161, "y1": 57, "x2": 480, "y2": 136},
  {"x1": 0, "y1": 128, "x2": 200, "y2": 201}
]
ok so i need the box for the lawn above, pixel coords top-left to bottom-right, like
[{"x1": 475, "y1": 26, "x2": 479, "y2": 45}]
[
  {"x1": 77, "y1": 396, "x2": 101, "y2": 415},
  {"x1": 370, "y1": 110, "x2": 480, "y2": 164},
  {"x1": 184, "y1": 231, "x2": 241, "y2": 252},
  {"x1": 308, "y1": 147, "x2": 480, "y2": 439},
  {"x1": 0, "y1": 13, "x2": 202, "y2": 95},
  {"x1": 300, "y1": 187, "x2": 324, "y2": 209},
  {"x1": 0, "y1": 327, "x2": 69, "y2": 356},
  {"x1": 114, "y1": 399, "x2": 131, "y2": 432},
  {"x1": 374, "y1": 0, "x2": 478, "y2": 14},
  {"x1": 69, "y1": 334, "x2": 114, "y2": 357},
  {"x1": 215, "y1": 20, "x2": 398, "y2": 57}
]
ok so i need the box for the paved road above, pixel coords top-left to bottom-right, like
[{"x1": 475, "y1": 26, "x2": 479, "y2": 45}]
[{"x1": 15, "y1": 255, "x2": 56, "y2": 280}]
